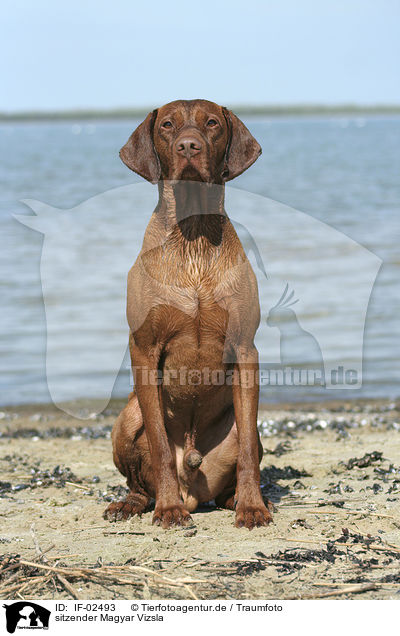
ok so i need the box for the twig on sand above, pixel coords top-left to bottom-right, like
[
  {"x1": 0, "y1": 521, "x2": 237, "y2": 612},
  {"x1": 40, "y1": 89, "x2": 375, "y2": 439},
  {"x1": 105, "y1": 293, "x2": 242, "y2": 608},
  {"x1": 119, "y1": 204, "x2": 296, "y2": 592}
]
[
  {"x1": 368, "y1": 543, "x2": 400, "y2": 554},
  {"x1": 102, "y1": 531, "x2": 145, "y2": 536},
  {"x1": 55, "y1": 574, "x2": 82, "y2": 599},
  {"x1": 277, "y1": 537, "x2": 323, "y2": 544},
  {"x1": 46, "y1": 554, "x2": 80, "y2": 560},
  {"x1": 313, "y1": 581, "x2": 400, "y2": 589},
  {"x1": 383, "y1": 540, "x2": 400, "y2": 550},
  {"x1": 30, "y1": 524, "x2": 51, "y2": 561},
  {"x1": 301, "y1": 582, "x2": 378, "y2": 599},
  {"x1": 30, "y1": 523, "x2": 82, "y2": 600},
  {"x1": 64, "y1": 525, "x2": 109, "y2": 533},
  {"x1": 306, "y1": 509, "x2": 396, "y2": 520},
  {"x1": 64, "y1": 481, "x2": 92, "y2": 491}
]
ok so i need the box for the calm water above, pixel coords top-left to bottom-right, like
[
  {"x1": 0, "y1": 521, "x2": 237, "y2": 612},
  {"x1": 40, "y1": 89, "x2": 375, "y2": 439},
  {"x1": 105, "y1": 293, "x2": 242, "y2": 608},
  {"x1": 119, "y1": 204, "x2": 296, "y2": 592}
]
[{"x1": 0, "y1": 116, "x2": 399, "y2": 409}]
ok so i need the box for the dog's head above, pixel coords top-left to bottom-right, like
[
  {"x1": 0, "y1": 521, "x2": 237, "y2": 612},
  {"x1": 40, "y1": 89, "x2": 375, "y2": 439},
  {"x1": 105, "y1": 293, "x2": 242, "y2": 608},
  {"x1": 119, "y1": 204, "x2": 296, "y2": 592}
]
[{"x1": 120, "y1": 99, "x2": 261, "y2": 184}]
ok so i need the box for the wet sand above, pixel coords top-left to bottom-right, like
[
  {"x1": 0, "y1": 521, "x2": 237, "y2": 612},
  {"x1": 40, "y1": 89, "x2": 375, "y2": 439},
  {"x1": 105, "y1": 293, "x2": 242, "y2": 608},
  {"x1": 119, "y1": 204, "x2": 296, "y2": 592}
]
[{"x1": 0, "y1": 398, "x2": 399, "y2": 600}]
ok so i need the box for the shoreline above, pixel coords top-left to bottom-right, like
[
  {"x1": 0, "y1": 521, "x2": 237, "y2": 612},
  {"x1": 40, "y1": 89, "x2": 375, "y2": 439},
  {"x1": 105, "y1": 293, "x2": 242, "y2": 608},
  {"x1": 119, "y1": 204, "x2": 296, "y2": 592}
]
[
  {"x1": 0, "y1": 395, "x2": 398, "y2": 419},
  {"x1": 1, "y1": 104, "x2": 400, "y2": 123}
]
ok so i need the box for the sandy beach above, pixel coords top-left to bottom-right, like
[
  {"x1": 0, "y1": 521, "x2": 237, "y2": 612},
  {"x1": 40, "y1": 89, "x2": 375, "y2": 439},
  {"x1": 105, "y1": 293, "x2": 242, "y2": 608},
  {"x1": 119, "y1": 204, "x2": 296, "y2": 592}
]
[{"x1": 0, "y1": 397, "x2": 399, "y2": 601}]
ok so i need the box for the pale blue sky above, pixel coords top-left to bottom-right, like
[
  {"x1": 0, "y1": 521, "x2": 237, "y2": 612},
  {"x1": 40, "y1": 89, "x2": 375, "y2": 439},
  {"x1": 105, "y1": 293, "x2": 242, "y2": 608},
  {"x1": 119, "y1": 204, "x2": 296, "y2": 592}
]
[{"x1": 2, "y1": 0, "x2": 400, "y2": 111}]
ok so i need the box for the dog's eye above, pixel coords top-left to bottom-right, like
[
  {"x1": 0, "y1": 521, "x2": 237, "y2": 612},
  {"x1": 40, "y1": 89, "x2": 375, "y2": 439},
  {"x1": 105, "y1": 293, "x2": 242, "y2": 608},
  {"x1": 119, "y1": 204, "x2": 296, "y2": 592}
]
[
  {"x1": 162, "y1": 121, "x2": 173, "y2": 128},
  {"x1": 206, "y1": 118, "x2": 218, "y2": 127}
]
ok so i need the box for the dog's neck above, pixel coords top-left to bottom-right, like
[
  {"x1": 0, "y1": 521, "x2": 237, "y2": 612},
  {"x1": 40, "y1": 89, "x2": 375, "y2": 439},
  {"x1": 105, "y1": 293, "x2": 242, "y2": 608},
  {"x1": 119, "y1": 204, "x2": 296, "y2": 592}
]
[{"x1": 155, "y1": 181, "x2": 227, "y2": 246}]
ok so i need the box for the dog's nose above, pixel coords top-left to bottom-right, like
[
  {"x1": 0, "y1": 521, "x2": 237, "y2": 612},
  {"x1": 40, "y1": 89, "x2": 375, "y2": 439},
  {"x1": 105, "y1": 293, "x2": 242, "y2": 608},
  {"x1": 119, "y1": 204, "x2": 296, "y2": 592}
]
[{"x1": 175, "y1": 136, "x2": 202, "y2": 159}]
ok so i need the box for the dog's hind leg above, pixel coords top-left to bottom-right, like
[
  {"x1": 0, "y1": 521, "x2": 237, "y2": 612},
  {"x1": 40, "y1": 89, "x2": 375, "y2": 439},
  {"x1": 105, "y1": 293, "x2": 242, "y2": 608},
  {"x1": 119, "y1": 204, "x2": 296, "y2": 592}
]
[{"x1": 103, "y1": 393, "x2": 154, "y2": 522}]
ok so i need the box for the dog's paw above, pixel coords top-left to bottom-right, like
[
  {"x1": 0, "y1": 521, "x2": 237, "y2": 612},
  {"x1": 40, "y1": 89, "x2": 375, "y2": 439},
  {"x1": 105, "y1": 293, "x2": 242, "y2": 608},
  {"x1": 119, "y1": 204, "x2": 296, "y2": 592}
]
[
  {"x1": 103, "y1": 493, "x2": 148, "y2": 522},
  {"x1": 152, "y1": 504, "x2": 192, "y2": 529},
  {"x1": 234, "y1": 503, "x2": 273, "y2": 530}
]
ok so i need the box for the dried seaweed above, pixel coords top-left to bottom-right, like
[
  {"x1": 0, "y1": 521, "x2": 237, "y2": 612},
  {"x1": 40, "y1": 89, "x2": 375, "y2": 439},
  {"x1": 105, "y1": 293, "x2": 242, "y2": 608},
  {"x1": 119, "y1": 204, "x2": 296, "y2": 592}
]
[
  {"x1": 334, "y1": 528, "x2": 379, "y2": 546},
  {"x1": 343, "y1": 451, "x2": 383, "y2": 470},
  {"x1": 0, "y1": 456, "x2": 84, "y2": 497},
  {"x1": 269, "y1": 544, "x2": 345, "y2": 565},
  {"x1": 264, "y1": 441, "x2": 292, "y2": 457},
  {"x1": 262, "y1": 465, "x2": 312, "y2": 481}
]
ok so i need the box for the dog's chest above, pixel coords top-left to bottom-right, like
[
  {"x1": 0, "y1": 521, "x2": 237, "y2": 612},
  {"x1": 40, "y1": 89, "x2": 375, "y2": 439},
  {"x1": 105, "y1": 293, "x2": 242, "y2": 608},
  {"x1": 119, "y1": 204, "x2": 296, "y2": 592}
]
[
  {"x1": 129, "y1": 229, "x2": 253, "y2": 367},
  {"x1": 163, "y1": 293, "x2": 229, "y2": 364},
  {"x1": 140, "y1": 237, "x2": 237, "y2": 307},
  {"x1": 158, "y1": 252, "x2": 231, "y2": 369}
]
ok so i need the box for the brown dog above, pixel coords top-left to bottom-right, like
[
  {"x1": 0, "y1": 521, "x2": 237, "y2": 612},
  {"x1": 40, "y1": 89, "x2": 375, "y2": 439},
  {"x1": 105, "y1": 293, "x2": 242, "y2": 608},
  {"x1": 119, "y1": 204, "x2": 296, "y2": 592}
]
[{"x1": 104, "y1": 99, "x2": 272, "y2": 529}]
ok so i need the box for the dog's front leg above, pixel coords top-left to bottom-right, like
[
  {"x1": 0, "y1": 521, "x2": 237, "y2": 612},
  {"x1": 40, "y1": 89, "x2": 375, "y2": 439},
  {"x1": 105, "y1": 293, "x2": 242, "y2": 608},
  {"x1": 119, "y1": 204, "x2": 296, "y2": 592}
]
[
  {"x1": 131, "y1": 340, "x2": 192, "y2": 528},
  {"x1": 233, "y1": 345, "x2": 273, "y2": 529}
]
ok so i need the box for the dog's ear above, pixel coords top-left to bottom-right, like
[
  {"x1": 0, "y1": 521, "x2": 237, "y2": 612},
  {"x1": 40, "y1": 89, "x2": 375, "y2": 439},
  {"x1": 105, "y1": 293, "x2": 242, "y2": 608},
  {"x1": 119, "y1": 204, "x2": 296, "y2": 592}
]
[
  {"x1": 119, "y1": 110, "x2": 161, "y2": 183},
  {"x1": 222, "y1": 108, "x2": 262, "y2": 181}
]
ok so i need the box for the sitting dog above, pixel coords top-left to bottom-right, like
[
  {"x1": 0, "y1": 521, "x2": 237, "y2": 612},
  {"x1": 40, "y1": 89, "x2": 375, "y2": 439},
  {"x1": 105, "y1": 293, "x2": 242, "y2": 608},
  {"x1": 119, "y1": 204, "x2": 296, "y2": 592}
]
[{"x1": 104, "y1": 99, "x2": 272, "y2": 529}]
